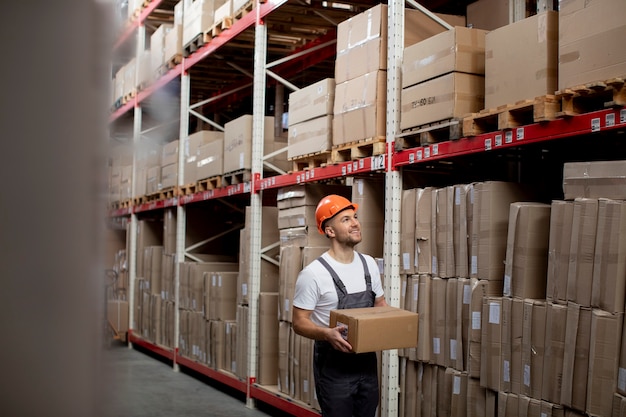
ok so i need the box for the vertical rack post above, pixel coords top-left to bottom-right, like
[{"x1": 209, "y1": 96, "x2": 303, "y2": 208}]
[
  {"x1": 246, "y1": 1, "x2": 267, "y2": 408},
  {"x1": 174, "y1": 70, "x2": 191, "y2": 370},
  {"x1": 381, "y1": 0, "x2": 404, "y2": 415},
  {"x1": 128, "y1": 23, "x2": 146, "y2": 348}
]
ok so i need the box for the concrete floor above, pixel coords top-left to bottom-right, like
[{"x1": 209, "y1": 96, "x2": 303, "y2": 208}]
[{"x1": 100, "y1": 342, "x2": 292, "y2": 417}]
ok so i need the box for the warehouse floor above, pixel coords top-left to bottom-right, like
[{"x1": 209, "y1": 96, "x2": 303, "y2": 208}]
[{"x1": 100, "y1": 342, "x2": 292, "y2": 417}]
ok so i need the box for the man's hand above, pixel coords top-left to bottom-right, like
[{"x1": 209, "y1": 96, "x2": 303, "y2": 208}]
[{"x1": 325, "y1": 325, "x2": 352, "y2": 353}]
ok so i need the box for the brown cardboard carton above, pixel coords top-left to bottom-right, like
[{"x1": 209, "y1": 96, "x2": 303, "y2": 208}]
[
  {"x1": 446, "y1": 279, "x2": 459, "y2": 369},
  {"x1": 466, "y1": 0, "x2": 509, "y2": 31},
  {"x1": 475, "y1": 181, "x2": 533, "y2": 281},
  {"x1": 567, "y1": 198, "x2": 598, "y2": 307},
  {"x1": 510, "y1": 298, "x2": 524, "y2": 395},
  {"x1": 160, "y1": 163, "x2": 178, "y2": 188},
  {"x1": 454, "y1": 184, "x2": 471, "y2": 279},
  {"x1": 335, "y1": 3, "x2": 466, "y2": 83},
  {"x1": 287, "y1": 115, "x2": 332, "y2": 159},
  {"x1": 561, "y1": 303, "x2": 591, "y2": 412},
  {"x1": 333, "y1": 70, "x2": 386, "y2": 145},
  {"x1": 162, "y1": 140, "x2": 179, "y2": 166},
  {"x1": 401, "y1": 188, "x2": 417, "y2": 275},
  {"x1": 279, "y1": 245, "x2": 301, "y2": 323},
  {"x1": 235, "y1": 305, "x2": 249, "y2": 379},
  {"x1": 223, "y1": 115, "x2": 276, "y2": 173},
  {"x1": 196, "y1": 139, "x2": 223, "y2": 179},
  {"x1": 542, "y1": 303, "x2": 567, "y2": 403},
  {"x1": 403, "y1": 275, "x2": 420, "y2": 360},
  {"x1": 416, "y1": 187, "x2": 434, "y2": 274},
  {"x1": 457, "y1": 277, "x2": 471, "y2": 372},
  {"x1": 563, "y1": 160, "x2": 626, "y2": 200},
  {"x1": 546, "y1": 201, "x2": 574, "y2": 303},
  {"x1": 521, "y1": 299, "x2": 546, "y2": 399},
  {"x1": 164, "y1": 23, "x2": 183, "y2": 63},
  {"x1": 277, "y1": 205, "x2": 317, "y2": 230},
  {"x1": 481, "y1": 296, "x2": 502, "y2": 392},
  {"x1": 558, "y1": 0, "x2": 626, "y2": 89},
  {"x1": 329, "y1": 306, "x2": 418, "y2": 353},
  {"x1": 278, "y1": 321, "x2": 290, "y2": 394},
  {"x1": 182, "y1": 0, "x2": 218, "y2": 47},
  {"x1": 288, "y1": 78, "x2": 335, "y2": 126},
  {"x1": 619, "y1": 308, "x2": 626, "y2": 396},
  {"x1": 587, "y1": 310, "x2": 623, "y2": 417},
  {"x1": 107, "y1": 300, "x2": 129, "y2": 335},
  {"x1": 592, "y1": 199, "x2": 626, "y2": 313},
  {"x1": 468, "y1": 376, "x2": 495, "y2": 417},
  {"x1": 432, "y1": 277, "x2": 448, "y2": 367},
  {"x1": 498, "y1": 391, "x2": 519, "y2": 417},
  {"x1": 437, "y1": 367, "x2": 453, "y2": 417},
  {"x1": 501, "y1": 297, "x2": 513, "y2": 393},
  {"x1": 417, "y1": 274, "x2": 432, "y2": 363},
  {"x1": 136, "y1": 220, "x2": 163, "y2": 278},
  {"x1": 279, "y1": 226, "x2": 330, "y2": 248},
  {"x1": 351, "y1": 177, "x2": 385, "y2": 258},
  {"x1": 503, "y1": 202, "x2": 551, "y2": 300},
  {"x1": 400, "y1": 72, "x2": 485, "y2": 130},
  {"x1": 468, "y1": 278, "x2": 502, "y2": 378},
  {"x1": 257, "y1": 293, "x2": 279, "y2": 386},
  {"x1": 402, "y1": 27, "x2": 488, "y2": 88},
  {"x1": 276, "y1": 183, "x2": 350, "y2": 210},
  {"x1": 614, "y1": 393, "x2": 626, "y2": 417},
  {"x1": 401, "y1": 359, "x2": 418, "y2": 417},
  {"x1": 436, "y1": 186, "x2": 456, "y2": 278},
  {"x1": 208, "y1": 272, "x2": 238, "y2": 321},
  {"x1": 146, "y1": 166, "x2": 161, "y2": 194},
  {"x1": 485, "y1": 11, "x2": 559, "y2": 109}
]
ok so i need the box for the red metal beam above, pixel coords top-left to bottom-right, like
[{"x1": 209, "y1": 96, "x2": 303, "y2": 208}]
[
  {"x1": 133, "y1": 197, "x2": 178, "y2": 213},
  {"x1": 249, "y1": 384, "x2": 321, "y2": 417},
  {"x1": 179, "y1": 183, "x2": 251, "y2": 205},
  {"x1": 175, "y1": 355, "x2": 247, "y2": 392},
  {"x1": 129, "y1": 331, "x2": 176, "y2": 361},
  {"x1": 393, "y1": 107, "x2": 626, "y2": 167},
  {"x1": 113, "y1": 0, "x2": 165, "y2": 51}
]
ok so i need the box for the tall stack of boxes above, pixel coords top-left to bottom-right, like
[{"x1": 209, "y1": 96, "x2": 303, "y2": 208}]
[
  {"x1": 401, "y1": 26, "x2": 487, "y2": 131},
  {"x1": 150, "y1": 24, "x2": 173, "y2": 80},
  {"x1": 164, "y1": 1, "x2": 184, "y2": 66},
  {"x1": 287, "y1": 78, "x2": 335, "y2": 160},
  {"x1": 333, "y1": 5, "x2": 465, "y2": 145}
]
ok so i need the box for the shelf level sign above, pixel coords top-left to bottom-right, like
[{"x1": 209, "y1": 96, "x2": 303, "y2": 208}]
[
  {"x1": 621, "y1": 109, "x2": 626, "y2": 124},
  {"x1": 516, "y1": 127, "x2": 524, "y2": 141},
  {"x1": 592, "y1": 117, "x2": 601, "y2": 132},
  {"x1": 495, "y1": 134, "x2": 503, "y2": 147},
  {"x1": 606, "y1": 113, "x2": 615, "y2": 128},
  {"x1": 505, "y1": 131, "x2": 513, "y2": 144},
  {"x1": 372, "y1": 154, "x2": 385, "y2": 171}
]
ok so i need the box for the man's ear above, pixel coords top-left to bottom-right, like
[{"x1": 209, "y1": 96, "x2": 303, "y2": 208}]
[{"x1": 325, "y1": 225, "x2": 334, "y2": 238}]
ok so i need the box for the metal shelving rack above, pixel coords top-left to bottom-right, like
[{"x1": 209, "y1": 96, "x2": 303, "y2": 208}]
[{"x1": 108, "y1": 1, "x2": 626, "y2": 416}]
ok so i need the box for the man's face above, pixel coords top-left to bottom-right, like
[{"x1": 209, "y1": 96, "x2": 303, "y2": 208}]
[{"x1": 325, "y1": 208, "x2": 362, "y2": 246}]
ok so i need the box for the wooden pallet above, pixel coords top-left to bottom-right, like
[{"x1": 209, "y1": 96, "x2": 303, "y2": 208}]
[
  {"x1": 183, "y1": 33, "x2": 207, "y2": 57},
  {"x1": 397, "y1": 119, "x2": 462, "y2": 150},
  {"x1": 110, "y1": 199, "x2": 132, "y2": 210},
  {"x1": 197, "y1": 176, "x2": 222, "y2": 191},
  {"x1": 166, "y1": 54, "x2": 182, "y2": 69},
  {"x1": 289, "y1": 151, "x2": 332, "y2": 172},
  {"x1": 222, "y1": 169, "x2": 251, "y2": 186},
  {"x1": 205, "y1": 17, "x2": 233, "y2": 41},
  {"x1": 331, "y1": 137, "x2": 386, "y2": 163},
  {"x1": 233, "y1": 0, "x2": 254, "y2": 20},
  {"x1": 178, "y1": 183, "x2": 198, "y2": 196},
  {"x1": 556, "y1": 77, "x2": 626, "y2": 117},
  {"x1": 463, "y1": 95, "x2": 559, "y2": 137},
  {"x1": 122, "y1": 89, "x2": 137, "y2": 104}
]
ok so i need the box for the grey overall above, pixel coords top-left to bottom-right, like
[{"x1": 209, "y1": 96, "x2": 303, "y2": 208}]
[{"x1": 313, "y1": 253, "x2": 379, "y2": 417}]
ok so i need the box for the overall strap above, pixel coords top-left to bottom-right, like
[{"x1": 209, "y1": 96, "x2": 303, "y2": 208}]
[
  {"x1": 317, "y1": 256, "x2": 347, "y2": 298},
  {"x1": 356, "y1": 252, "x2": 372, "y2": 290}
]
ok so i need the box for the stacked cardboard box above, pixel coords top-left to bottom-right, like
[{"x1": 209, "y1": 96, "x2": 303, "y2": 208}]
[
  {"x1": 484, "y1": 11, "x2": 558, "y2": 109},
  {"x1": 333, "y1": 4, "x2": 465, "y2": 145},
  {"x1": 183, "y1": 130, "x2": 224, "y2": 185},
  {"x1": 182, "y1": 0, "x2": 221, "y2": 48},
  {"x1": 223, "y1": 115, "x2": 289, "y2": 175},
  {"x1": 558, "y1": 0, "x2": 626, "y2": 90},
  {"x1": 401, "y1": 26, "x2": 487, "y2": 130},
  {"x1": 287, "y1": 78, "x2": 335, "y2": 159},
  {"x1": 150, "y1": 24, "x2": 173, "y2": 80},
  {"x1": 164, "y1": 1, "x2": 183, "y2": 65}
]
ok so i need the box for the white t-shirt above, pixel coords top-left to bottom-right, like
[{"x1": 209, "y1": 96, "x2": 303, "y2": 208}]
[{"x1": 292, "y1": 251, "x2": 384, "y2": 327}]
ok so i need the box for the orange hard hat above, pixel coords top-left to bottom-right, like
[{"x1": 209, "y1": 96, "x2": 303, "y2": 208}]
[{"x1": 315, "y1": 194, "x2": 359, "y2": 234}]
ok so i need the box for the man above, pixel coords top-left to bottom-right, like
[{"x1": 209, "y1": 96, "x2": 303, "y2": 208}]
[{"x1": 292, "y1": 194, "x2": 388, "y2": 417}]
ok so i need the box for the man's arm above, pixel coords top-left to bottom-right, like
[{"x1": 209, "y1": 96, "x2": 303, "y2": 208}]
[
  {"x1": 292, "y1": 306, "x2": 352, "y2": 352},
  {"x1": 374, "y1": 295, "x2": 388, "y2": 307}
]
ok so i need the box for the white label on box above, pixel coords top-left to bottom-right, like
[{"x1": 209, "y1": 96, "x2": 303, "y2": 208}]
[
  {"x1": 471, "y1": 256, "x2": 477, "y2": 275},
  {"x1": 303, "y1": 380, "x2": 309, "y2": 393},
  {"x1": 212, "y1": 274, "x2": 217, "y2": 286},
  {"x1": 218, "y1": 274, "x2": 223, "y2": 287},
  {"x1": 413, "y1": 282, "x2": 419, "y2": 301},
  {"x1": 402, "y1": 280, "x2": 407, "y2": 299},
  {"x1": 450, "y1": 339, "x2": 457, "y2": 360},
  {"x1": 619, "y1": 368, "x2": 626, "y2": 391},
  {"x1": 433, "y1": 338, "x2": 441, "y2": 354},
  {"x1": 453, "y1": 376, "x2": 461, "y2": 395},
  {"x1": 239, "y1": 152, "x2": 244, "y2": 168},
  {"x1": 489, "y1": 302, "x2": 500, "y2": 324},
  {"x1": 537, "y1": 13, "x2": 547, "y2": 43},
  {"x1": 357, "y1": 179, "x2": 364, "y2": 195},
  {"x1": 402, "y1": 253, "x2": 410, "y2": 270},
  {"x1": 455, "y1": 187, "x2": 461, "y2": 205},
  {"x1": 241, "y1": 283, "x2": 248, "y2": 296},
  {"x1": 432, "y1": 256, "x2": 438, "y2": 274},
  {"x1": 284, "y1": 299, "x2": 290, "y2": 313},
  {"x1": 472, "y1": 311, "x2": 481, "y2": 330},
  {"x1": 541, "y1": 414, "x2": 547, "y2": 417},
  {"x1": 463, "y1": 285, "x2": 471, "y2": 304},
  {"x1": 524, "y1": 364, "x2": 531, "y2": 387},
  {"x1": 470, "y1": 186, "x2": 475, "y2": 203},
  {"x1": 503, "y1": 275, "x2": 511, "y2": 296},
  {"x1": 503, "y1": 360, "x2": 510, "y2": 382},
  {"x1": 192, "y1": 300, "x2": 196, "y2": 309}
]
